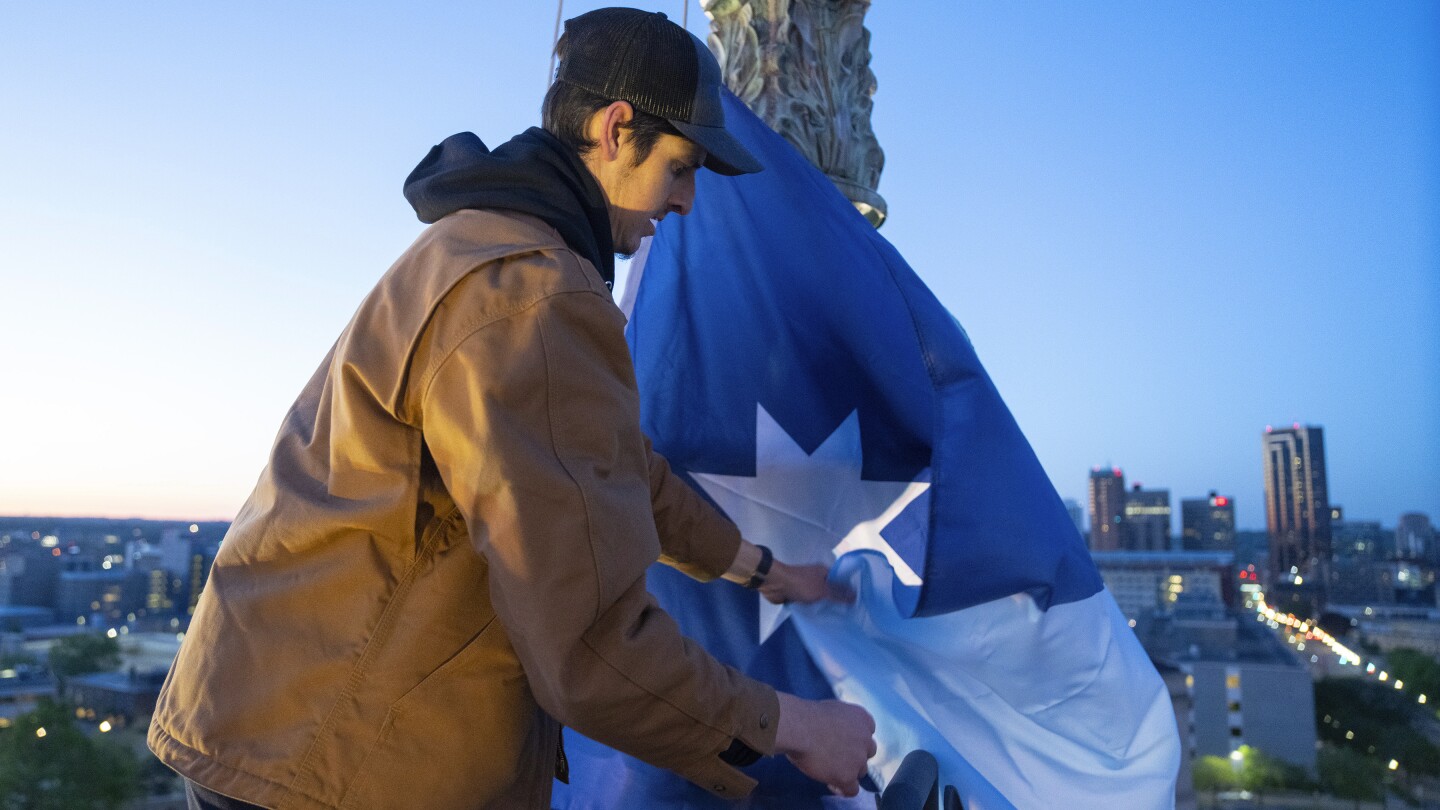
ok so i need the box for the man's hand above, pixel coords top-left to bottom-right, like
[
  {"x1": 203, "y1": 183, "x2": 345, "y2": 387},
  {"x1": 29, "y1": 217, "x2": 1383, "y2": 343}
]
[
  {"x1": 759, "y1": 560, "x2": 853, "y2": 605},
  {"x1": 773, "y1": 692, "x2": 877, "y2": 797}
]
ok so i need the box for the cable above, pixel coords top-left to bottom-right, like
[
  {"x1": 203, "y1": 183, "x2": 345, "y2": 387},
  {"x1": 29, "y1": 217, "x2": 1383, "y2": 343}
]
[{"x1": 548, "y1": 0, "x2": 565, "y2": 93}]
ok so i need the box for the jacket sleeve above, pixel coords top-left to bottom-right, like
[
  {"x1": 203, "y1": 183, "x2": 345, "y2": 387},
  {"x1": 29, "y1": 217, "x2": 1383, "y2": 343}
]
[
  {"x1": 418, "y1": 284, "x2": 778, "y2": 798},
  {"x1": 644, "y1": 439, "x2": 744, "y2": 581}
]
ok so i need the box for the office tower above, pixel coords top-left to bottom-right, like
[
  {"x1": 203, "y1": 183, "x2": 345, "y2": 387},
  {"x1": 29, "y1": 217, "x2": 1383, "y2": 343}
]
[
  {"x1": 1396, "y1": 513, "x2": 1434, "y2": 561},
  {"x1": 1092, "y1": 550, "x2": 1235, "y2": 621},
  {"x1": 126, "y1": 552, "x2": 175, "y2": 615},
  {"x1": 1333, "y1": 519, "x2": 1383, "y2": 559},
  {"x1": 1088, "y1": 467, "x2": 1126, "y2": 551},
  {"x1": 1124, "y1": 485, "x2": 1172, "y2": 551},
  {"x1": 1261, "y1": 424, "x2": 1331, "y2": 590},
  {"x1": 58, "y1": 565, "x2": 131, "y2": 626},
  {"x1": 1182, "y1": 491, "x2": 1237, "y2": 552},
  {"x1": 181, "y1": 541, "x2": 220, "y2": 619},
  {"x1": 157, "y1": 528, "x2": 194, "y2": 576}
]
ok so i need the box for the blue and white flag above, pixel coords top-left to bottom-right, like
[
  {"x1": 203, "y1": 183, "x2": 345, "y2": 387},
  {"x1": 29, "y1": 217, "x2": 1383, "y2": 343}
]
[{"x1": 553, "y1": 90, "x2": 1180, "y2": 809}]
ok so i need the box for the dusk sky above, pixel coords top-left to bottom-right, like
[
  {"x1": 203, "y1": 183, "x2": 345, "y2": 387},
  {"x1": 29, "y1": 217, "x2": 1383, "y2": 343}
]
[{"x1": 2, "y1": 2, "x2": 1436, "y2": 531}]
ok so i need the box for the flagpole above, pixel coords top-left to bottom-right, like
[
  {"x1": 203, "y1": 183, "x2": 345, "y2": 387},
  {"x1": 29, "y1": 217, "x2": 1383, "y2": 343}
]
[{"x1": 701, "y1": 0, "x2": 887, "y2": 228}]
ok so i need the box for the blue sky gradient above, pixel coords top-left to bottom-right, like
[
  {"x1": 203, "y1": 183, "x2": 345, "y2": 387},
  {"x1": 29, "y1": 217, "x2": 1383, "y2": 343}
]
[{"x1": 1, "y1": 2, "x2": 1435, "y2": 529}]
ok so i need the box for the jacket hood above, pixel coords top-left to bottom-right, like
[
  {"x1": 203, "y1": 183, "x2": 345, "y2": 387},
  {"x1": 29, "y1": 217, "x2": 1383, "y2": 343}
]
[{"x1": 403, "y1": 128, "x2": 615, "y2": 287}]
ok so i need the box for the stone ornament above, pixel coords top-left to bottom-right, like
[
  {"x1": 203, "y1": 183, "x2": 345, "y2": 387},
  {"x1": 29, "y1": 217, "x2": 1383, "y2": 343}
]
[{"x1": 703, "y1": 0, "x2": 888, "y2": 227}]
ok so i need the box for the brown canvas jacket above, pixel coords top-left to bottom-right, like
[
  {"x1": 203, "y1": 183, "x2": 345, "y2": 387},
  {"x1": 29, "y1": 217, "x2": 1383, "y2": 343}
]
[{"x1": 148, "y1": 209, "x2": 780, "y2": 809}]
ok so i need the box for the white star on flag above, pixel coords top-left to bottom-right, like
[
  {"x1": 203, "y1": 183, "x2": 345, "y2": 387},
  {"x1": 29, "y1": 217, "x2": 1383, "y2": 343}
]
[{"x1": 692, "y1": 405, "x2": 930, "y2": 641}]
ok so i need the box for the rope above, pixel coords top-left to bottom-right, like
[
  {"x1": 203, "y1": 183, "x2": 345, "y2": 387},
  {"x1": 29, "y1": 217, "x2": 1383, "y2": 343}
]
[{"x1": 547, "y1": 0, "x2": 564, "y2": 93}]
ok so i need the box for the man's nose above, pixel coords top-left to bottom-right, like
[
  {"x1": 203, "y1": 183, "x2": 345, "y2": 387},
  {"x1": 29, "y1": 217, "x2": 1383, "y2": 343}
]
[{"x1": 669, "y1": 179, "x2": 695, "y2": 216}]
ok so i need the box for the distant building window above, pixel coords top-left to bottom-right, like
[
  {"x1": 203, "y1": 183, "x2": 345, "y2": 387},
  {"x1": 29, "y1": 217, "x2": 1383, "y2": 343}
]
[{"x1": 1226, "y1": 674, "x2": 1241, "y2": 690}]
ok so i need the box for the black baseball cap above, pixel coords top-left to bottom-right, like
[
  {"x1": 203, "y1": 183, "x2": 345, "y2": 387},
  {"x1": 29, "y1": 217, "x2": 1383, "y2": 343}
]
[{"x1": 556, "y1": 7, "x2": 763, "y2": 176}]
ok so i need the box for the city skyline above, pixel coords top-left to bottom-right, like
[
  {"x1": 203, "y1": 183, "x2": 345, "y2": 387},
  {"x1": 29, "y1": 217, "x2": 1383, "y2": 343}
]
[{"x1": 2, "y1": 2, "x2": 1436, "y2": 526}]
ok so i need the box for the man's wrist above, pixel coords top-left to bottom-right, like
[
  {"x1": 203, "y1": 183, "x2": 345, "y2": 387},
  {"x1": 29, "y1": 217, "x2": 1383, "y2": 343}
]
[
  {"x1": 743, "y1": 545, "x2": 773, "y2": 590},
  {"x1": 722, "y1": 540, "x2": 763, "y2": 586},
  {"x1": 772, "y1": 692, "x2": 806, "y2": 756}
]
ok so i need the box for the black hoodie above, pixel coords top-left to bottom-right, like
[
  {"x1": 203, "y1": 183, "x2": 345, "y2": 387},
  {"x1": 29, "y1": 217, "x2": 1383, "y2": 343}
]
[{"x1": 403, "y1": 128, "x2": 616, "y2": 288}]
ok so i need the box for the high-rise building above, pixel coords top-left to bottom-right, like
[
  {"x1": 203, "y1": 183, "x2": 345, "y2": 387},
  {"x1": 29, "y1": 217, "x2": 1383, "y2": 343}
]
[
  {"x1": 1124, "y1": 485, "x2": 1172, "y2": 551},
  {"x1": 1088, "y1": 467, "x2": 1126, "y2": 551},
  {"x1": 1092, "y1": 551, "x2": 1235, "y2": 621},
  {"x1": 1396, "y1": 513, "x2": 1434, "y2": 561},
  {"x1": 1182, "y1": 492, "x2": 1236, "y2": 552},
  {"x1": 57, "y1": 567, "x2": 131, "y2": 627},
  {"x1": 180, "y1": 541, "x2": 220, "y2": 619},
  {"x1": 1333, "y1": 520, "x2": 1383, "y2": 559},
  {"x1": 1261, "y1": 425, "x2": 1331, "y2": 592},
  {"x1": 157, "y1": 528, "x2": 194, "y2": 576}
]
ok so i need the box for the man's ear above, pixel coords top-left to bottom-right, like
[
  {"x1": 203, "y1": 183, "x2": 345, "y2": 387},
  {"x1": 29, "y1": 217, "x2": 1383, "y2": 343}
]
[{"x1": 589, "y1": 100, "x2": 635, "y2": 163}]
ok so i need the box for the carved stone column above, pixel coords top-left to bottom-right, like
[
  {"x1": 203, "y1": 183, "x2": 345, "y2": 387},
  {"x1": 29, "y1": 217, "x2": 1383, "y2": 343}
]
[{"x1": 704, "y1": 0, "x2": 887, "y2": 227}]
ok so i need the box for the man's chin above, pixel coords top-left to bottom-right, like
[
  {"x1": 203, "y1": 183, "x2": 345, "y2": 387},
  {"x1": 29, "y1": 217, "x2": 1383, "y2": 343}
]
[{"x1": 614, "y1": 239, "x2": 643, "y2": 259}]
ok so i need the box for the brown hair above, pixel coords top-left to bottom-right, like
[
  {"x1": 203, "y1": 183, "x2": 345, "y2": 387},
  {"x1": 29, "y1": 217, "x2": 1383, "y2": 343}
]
[{"x1": 542, "y1": 32, "x2": 682, "y2": 166}]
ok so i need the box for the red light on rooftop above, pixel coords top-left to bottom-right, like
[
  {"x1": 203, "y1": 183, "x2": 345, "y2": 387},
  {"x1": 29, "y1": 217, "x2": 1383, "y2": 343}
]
[
  {"x1": 1293, "y1": 422, "x2": 1300, "y2": 430},
  {"x1": 1265, "y1": 425, "x2": 1272, "y2": 433},
  {"x1": 1214, "y1": 496, "x2": 1230, "y2": 507},
  {"x1": 1111, "y1": 467, "x2": 1122, "y2": 477}
]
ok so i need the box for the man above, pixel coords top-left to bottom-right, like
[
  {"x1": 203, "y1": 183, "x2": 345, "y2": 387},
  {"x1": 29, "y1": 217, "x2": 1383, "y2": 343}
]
[{"x1": 149, "y1": 8, "x2": 876, "y2": 809}]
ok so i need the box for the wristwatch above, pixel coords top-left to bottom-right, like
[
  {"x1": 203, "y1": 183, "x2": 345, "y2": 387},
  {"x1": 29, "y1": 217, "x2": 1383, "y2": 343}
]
[{"x1": 744, "y1": 545, "x2": 773, "y2": 590}]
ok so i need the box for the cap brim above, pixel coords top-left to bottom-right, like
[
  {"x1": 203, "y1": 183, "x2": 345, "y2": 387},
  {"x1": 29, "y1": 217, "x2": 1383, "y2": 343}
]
[{"x1": 672, "y1": 120, "x2": 763, "y2": 176}]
